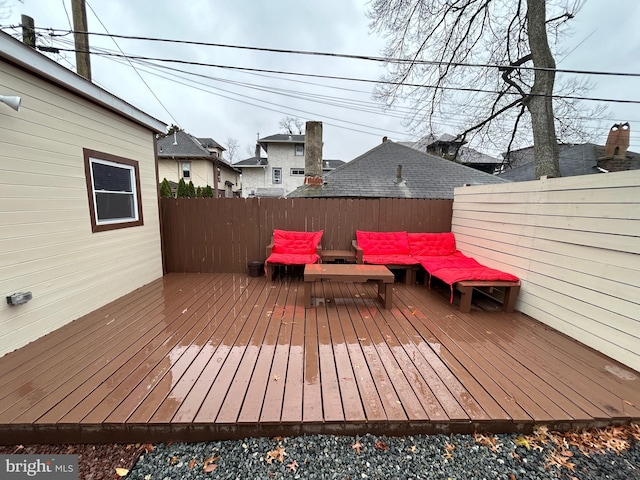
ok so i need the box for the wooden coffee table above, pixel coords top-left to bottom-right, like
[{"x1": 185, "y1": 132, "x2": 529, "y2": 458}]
[{"x1": 303, "y1": 264, "x2": 394, "y2": 308}]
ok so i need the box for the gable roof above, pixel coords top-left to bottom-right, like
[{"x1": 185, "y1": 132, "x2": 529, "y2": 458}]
[
  {"x1": 259, "y1": 134, "x2": 305, "y2": 143},
  {"x1": 498, "y1": 143, "x2": 640, "y2": 181},
  {"x1": 235, "y1": 156, "x2": 269, "y2": 167},
  {"x1": 197, "y1": 137, "x2": 225, "y2": 151},
  {"x1": 288, "y1": 141, "x2": 508, "y2": 199},
  {"x1": 157, "y1": 131, "x2": 239, "y2": 172},
  {"x1": 158, "y1": 131, "x2": 211, "y2": 157},
  {"x1": 0, "y1": 31, "x2": 165, "y2": 133}
]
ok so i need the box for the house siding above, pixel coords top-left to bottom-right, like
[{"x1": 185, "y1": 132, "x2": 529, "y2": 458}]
[
  {"x1": 0, "y1": 59, "x2": 163, "y2": 357},
  {"x1": 240, "y1": 143, "x2": 305, "y2": 197},
  {"x1": 451, "y1": 171, "x2": 640, "y2": 371},
  {"x1": 159, "y1": 158, "x2": 239, "y2": 196}
]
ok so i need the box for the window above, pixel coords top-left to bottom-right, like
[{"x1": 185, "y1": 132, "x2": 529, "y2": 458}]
[
  {"x1": 83, "y1": 149, "x2": 143, "y2": 233},
  {"x1": 290, "y1": 168, "x2": 305, "y2": 176},
  {"x1": 272, "y1": 167, "x2": 282, "y2": 184},
  {"x1": 181, "y1": 162, "x2": 191, "y2": 179},
  {"x1": 295, "y1": 144, "x2": 304, "y2": 156}
]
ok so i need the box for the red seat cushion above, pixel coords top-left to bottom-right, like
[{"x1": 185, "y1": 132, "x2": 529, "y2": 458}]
[
  {"x1": 272, "y1": 229, "x2": 323, "y2": 255},
  {"x1": 356, "y1": 231, "x2": 409, "y2": 255},
  {"x1": 408, "y1": 232, "x2": 457, "y2": 257},
  {"x1": 266, "y1": 252, "x2": 320, "y2": 265},
  {"x1": 431, "y1": 266, "x2": 520, "y2": 286},
  {"x1": 419, "y1": 251, "x2": 481, "y2": 272},
  {"x1": 362, "y1": 254, "x2": 419, "y2": 265}
]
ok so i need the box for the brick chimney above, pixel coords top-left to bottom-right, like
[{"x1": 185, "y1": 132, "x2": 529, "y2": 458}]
[
  {"x1": 599, "y1": 122, "x2": 631, "y2": 172},
  {"x1": 304, "y1": 121, "x2": 323, "y2": 185},
  {"x1": 604, "y1": 122, "x2": 630, "y2": 158}
]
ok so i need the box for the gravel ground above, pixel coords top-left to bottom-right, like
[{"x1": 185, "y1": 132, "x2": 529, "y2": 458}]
[{"x1": 2, "y1": 426, "x2": 638, "y2": 479}]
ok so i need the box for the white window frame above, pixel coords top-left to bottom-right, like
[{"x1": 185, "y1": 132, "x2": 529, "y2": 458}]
[
  {"x1": 182, "y1": 161, "x2": 191, "y2": 179},
  {"x1": 272, "y1": 167, "x2": 282, "y2": 184},
  {"x1": 295, "y1": 144, "x2": 304, "y2": 156},
  {"x1": 84, "y1": 149, "x2": 143, "y2": 233}
]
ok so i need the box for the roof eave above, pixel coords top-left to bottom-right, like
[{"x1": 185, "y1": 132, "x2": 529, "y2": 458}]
[{"x1": 0, "y1": 31, "x2": 166, "y2": 133}]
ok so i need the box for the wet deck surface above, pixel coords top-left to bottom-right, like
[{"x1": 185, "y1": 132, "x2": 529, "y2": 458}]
[{"x1": 0, "y1": 273, "x2": 638, "y2": 444}]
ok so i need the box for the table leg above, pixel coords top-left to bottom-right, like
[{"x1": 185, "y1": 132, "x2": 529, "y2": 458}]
[
  {"x1": 304, "y1": 281, "x2": 313, "y2": 308},
  {"x1": 457, "y1": 285, "x2": 473, "y2": 313},
  {"x1": 503, "y1": 285, "x2": 520, "y2": 313}
]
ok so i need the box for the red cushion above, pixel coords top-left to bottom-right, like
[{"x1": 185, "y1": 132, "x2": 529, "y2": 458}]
[
  {"x1": 408, "y1": 232, "x2": 457, "y2": 257},
  {"x1": 362, "y1": 254, "x2": 419, "y2": 265},
  {"x1": 431, "y1": 266, "x2": 519, "y2": 286},
  {"x1": 266, "y1": 252, "x2": 320, "y2": 265},
  {"x1": 419, "y1": 251, "x2": 481, "y2": 271},
  {"x1": 356, "y1": 231, "x2": 409, "y2": 255},
  {"x1": 272, "y1": 229, "x2": 323, "y2": 254}
]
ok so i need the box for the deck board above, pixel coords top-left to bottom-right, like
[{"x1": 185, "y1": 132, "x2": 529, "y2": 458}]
[{"x1": 0, "y1": 272, "x2": 638, "y2": 444}]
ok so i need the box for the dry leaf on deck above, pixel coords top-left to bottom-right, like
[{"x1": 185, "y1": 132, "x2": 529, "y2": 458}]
[{"x1": 115, "y1": 468, "x2": 129, "y2": 477}]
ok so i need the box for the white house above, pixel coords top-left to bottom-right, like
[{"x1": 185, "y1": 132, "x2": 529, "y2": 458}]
[
  {"x1": 235, "y1": 134, "x2": 343, "y2": 197},
  {"x1": 0, "y1": 31, "x2": 166, "y2": 357}
]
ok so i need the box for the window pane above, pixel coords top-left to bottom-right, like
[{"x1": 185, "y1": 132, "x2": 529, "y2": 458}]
[
  {"x1": 93, "y1": 162, "x2": 132, "y2": 192},
  {"x1": 95, "y1": 192, "x2": 135, "y2": 221}
]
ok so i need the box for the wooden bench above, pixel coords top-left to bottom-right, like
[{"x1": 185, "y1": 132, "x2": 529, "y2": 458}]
[
  {"x1": 303, "y1": 264, "x2": 394, "y2": 309},
  {"x1": 455, "y1": 280, "x2": 521, "y2": 313}
]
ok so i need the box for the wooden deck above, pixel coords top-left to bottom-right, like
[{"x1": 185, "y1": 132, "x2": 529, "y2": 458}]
[{"x1": 0, "y1": 273, "x2": 638, "y2": 445}]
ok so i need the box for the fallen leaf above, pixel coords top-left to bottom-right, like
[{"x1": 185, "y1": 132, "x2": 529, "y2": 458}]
[
  {"x1": 273, "y1": 374, "x2": 281, "y2": 381},
  {"x1": 352, "y1": 440, "x2": 362, "y2": 454},
  {"x1": 189, "y1": 458, "x2": 196, "y2": 470},
  {"x1": 182, "y1": 308, "x2": 188, "y2": 314},
  {"x1": 143, "y1": 444, "x2": 155, "y2": 453},
  {"x1": 408, "y1": 445, "x2": 417, "y2": 453},
  {"x1": 375, "y1": 440, "x2": 389, "y2": 451},
  {"x1": 287, "y1": 460, "x2": 299, "y2": 472},
  {"x1": 115, "y1": 468, "x2": 129, "y2": 477},
  {"x1": 514, "y1": 437, "x2": 531, "y2": 450},
  {"x1": 509, "y1": 474, "x2": 516, "y2": 480},
  {"x1": 266, "y1": 445, "x2": 287, "y2": 464},
  {"x1": 204, "y1": 463, "x2": 217, "y2": 473},
  {"x1": 560, "y1": 450, "x2": 574, "y2": 457},
  {"x1": 170, "y1": 456, "x2": 178, "y2": 466},
  {"x1": 66, "y1": 446, "x2": 76, "y2": 455}
]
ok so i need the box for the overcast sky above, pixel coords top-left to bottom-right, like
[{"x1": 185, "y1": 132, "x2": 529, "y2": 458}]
[{"x1": 2, "y1": 0, "x2": 639, "y2": 161}]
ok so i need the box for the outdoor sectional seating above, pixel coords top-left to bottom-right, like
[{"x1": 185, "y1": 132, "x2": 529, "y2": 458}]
[
  {"x1": 352, "y1": 230, "x2": 520, "y2": 312},
  {"x1": 265, "y1": 229, "x2": 324, "y2": 279}
]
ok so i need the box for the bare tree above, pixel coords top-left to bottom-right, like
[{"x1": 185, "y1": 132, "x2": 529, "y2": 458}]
[
  {"x1": 279, "y1": 116, "x2": 305, "y2": 135},
  {"x1": 369, "y1": 0, "x2": 601, "y2": 178},
  {"x1": 225, "y1": 138, "x2": 239, "y2": 164}
]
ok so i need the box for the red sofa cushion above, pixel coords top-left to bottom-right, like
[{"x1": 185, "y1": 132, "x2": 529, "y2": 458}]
[
  {"x1": 419, "y1": 251, "x2": 481, "y2": 272},
  {"x1": 430, "y1": 266, "x2": 520, "y2": 286},
  {"x1": 362, "y1": 254, "x2": 419, "y2": 265},
  {"x1": 266, "y1": 252, "x2": 320, "y2": 265},
  {"x1": 272, "y1": 229, "x2": 323, "y2": 255},
  {"x1": 356, "y1": 231, "x2": 409, "y2": 255},
  {"x1": 408, "y1": 232, "x2": 457, "y2": 257}
]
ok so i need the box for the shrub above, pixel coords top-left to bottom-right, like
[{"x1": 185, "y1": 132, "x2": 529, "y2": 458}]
[
  {"x1": 159, "y1": 178, "x2": 173, "y2": 197},
  {"x1": 176, "y1": 178, "x2": 188, "y2": 197}
]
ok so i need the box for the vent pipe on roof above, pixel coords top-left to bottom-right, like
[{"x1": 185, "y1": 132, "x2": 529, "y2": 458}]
[
  {"x1": 173, "y1": 131, "x2": 178, "y2": 146},
  {"x1": 394, "y1": 164, "x2": 403, "y2": 184}
]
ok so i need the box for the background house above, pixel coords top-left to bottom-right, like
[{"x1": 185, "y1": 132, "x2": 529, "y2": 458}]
[
  {"x1": 157, "y1": 130, "x2": 240, "y2": 197},
  {"x1": 289, "y1": 139, "x2": 507, "y2": 199},
  {"x1": 235, "y1": 133, "x2": 343, "y2": 197},
  {"x1": 0, "y1": 31, "x2": 166, "y2": 357},
  {"x1": 401, "y1": 133, "x2": 502, "y2": 174},
  {"x1": 499, "y1": 123, "x2": 639, "y2": 181}
]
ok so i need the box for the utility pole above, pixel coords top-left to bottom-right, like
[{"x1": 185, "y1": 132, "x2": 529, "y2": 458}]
[
  {"x1": 71, "y1": 0, "x2": 92, "y2": 81},
  {"x1": 21, "y1": 15, "x2": 36, "y2": 48}
]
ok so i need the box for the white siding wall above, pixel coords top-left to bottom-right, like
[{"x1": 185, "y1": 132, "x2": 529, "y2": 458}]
[
  {"x1": 452, "y1": 171, "x2": 640, "y2": 371},
  {"x1": 240, "y1": 143, "x2": 305, "y2": 197},
  {"x1": 158, "y1": 158, "x2": 213, "y2": 188},
  {"x1": 0, "y1": 60, "x2": 163, "y2": 357}
]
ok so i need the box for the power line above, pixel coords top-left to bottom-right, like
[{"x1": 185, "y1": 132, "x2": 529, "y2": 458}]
[
  {"x1": 84, "y1": 1, "x2": 180, "y2": 126},
  {"x1": 43, "y1": 46, "x2": 640, "y2": 106},
  {"x1": 21, "y1": 26, "x2": 640, "y2": 79}
]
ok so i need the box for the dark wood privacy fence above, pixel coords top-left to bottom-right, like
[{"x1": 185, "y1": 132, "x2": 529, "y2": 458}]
[{"x1": 161, "y1": 197, "x2": 454, "y2": 273}]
